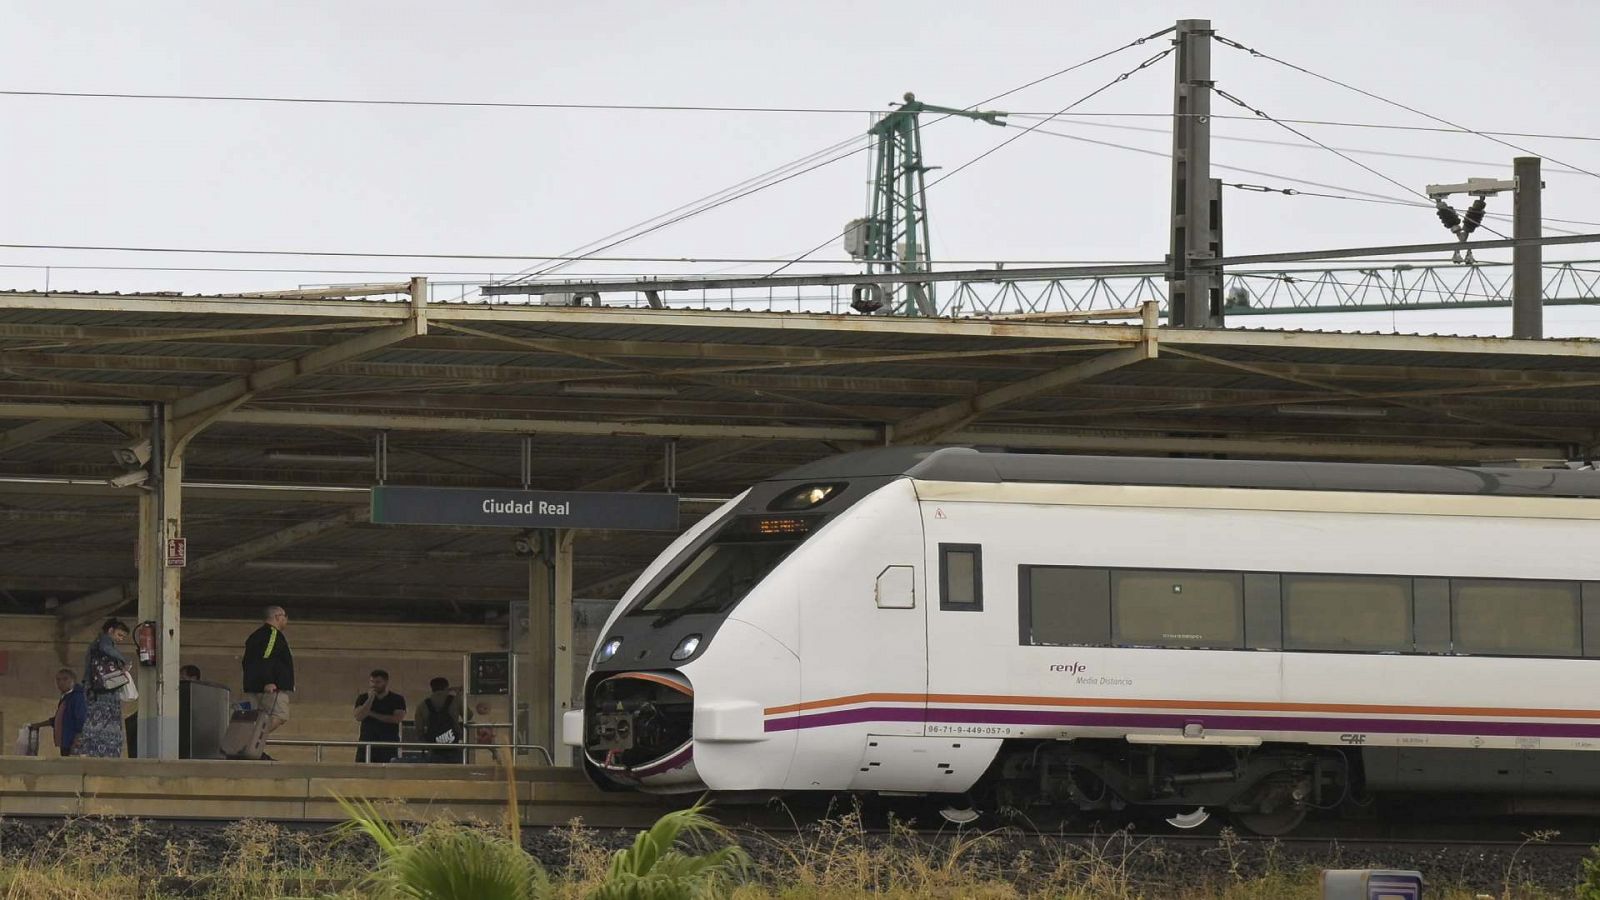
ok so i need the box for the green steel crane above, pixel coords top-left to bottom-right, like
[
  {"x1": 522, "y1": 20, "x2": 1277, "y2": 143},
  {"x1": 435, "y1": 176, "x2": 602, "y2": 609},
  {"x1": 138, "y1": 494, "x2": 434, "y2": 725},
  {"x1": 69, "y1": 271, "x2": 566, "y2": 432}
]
[{"x1": 845, "y1": 92, "x2": 1006, "y2": 315}]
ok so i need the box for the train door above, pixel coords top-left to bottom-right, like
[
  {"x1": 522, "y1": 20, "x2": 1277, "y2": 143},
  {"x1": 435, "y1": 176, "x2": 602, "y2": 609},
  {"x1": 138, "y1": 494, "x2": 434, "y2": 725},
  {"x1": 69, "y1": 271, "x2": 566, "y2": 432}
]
[
  {"x1": 921, "y1": 498, "x2": 1009, "y2": 719},
  {"x1": 786, "y1": 481, "x2": 928, "y2": 790}
]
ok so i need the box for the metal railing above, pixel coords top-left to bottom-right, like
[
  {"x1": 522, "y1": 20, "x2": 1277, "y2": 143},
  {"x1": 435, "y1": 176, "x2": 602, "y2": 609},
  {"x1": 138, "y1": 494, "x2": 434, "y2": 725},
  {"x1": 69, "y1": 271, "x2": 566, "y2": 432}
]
[
  {"x1": 267, "y1": 737, "x2": 555, "y2": 765},
  {"x1": 407, "y1": 256, "x2": 1600, "y2": 317},
  {"x1": 290, "y1": 255, "x2": 1600, "y2": 318}
]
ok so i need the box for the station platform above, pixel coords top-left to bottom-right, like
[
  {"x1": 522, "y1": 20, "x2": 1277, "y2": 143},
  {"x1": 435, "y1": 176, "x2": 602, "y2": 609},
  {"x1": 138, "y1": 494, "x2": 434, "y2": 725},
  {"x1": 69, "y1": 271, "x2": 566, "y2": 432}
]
[{"x1": 0, "y1": 758, "x2": 669, "y2": 827}]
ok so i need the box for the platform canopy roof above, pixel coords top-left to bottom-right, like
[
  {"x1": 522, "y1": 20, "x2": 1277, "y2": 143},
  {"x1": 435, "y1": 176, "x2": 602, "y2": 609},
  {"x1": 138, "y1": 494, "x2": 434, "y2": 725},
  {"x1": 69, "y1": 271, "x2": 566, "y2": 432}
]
[{"x1": 1, "y1": 284, "x2": 1597, "y2": 621}]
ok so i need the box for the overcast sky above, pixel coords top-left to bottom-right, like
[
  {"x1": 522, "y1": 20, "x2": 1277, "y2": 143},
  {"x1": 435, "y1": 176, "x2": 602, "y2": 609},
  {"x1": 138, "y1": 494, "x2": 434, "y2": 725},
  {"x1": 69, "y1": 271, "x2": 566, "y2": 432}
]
[{"x1": 3, "y1": 1, "x2": 1599, "y2": 336}]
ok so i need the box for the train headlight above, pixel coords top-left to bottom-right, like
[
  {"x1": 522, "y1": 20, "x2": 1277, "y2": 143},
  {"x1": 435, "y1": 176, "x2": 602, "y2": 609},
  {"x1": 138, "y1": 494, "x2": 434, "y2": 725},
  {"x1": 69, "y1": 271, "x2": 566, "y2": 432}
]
[
  {"x1": 596, "y1": 637, "x2": 623, "y2": 663},
  {"x1": 769, "y1": 482, "x2": 845, "y2": 511},
  {"x1": 670, "y1": 634, "x2": 702, "y2": 661}
]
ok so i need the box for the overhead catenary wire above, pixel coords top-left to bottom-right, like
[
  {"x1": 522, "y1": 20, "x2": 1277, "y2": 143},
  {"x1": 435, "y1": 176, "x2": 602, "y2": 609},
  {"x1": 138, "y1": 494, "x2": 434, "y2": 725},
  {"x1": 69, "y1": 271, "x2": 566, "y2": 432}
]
[
  {"x1": 1208, "y1": 85, "x2": 1511, "y2": 240},
  {"x1": 18, "y1": 255, "x2": 1600, "y2": 278},
  {"x1": 0, "y1": 244, "x2": 1172, "y2": 266},
  {"x1": 1013, "y1": 117, "x2": 1593, "y2": 176},
  {"x1": 1021, "y1": 126, "x2": 1599, "y2": 234},
  {"x1": 499, "y1": 132, "x2": 870, "y2": 284},
  {"x1": 0, "y1": 30, "x2": 1174, "y2": 121},
  {"x1": 11, "y1": 86, "x2": 1600, "y2": 144},
  {"x1": 12, "y1": 86, "x2": 1600, "y2": 145},
  {"x1": 498, "y1": 24, "x2": 1182, "y2": 288},
  {"x1": 1211, "y1": 34, "x2": 1600, "y2": 182},
  {"x1": 0, "y1": 90, "x2": 933, "y2": 115},
  {"x1": 764, "y1": 32, "x2": 1178, "y2": 279},
  {"x1": 1010, "y1": 113, "x2": 1600, "y2": 144},
  {"x1": 524, "y1": 25, "x2": 1181, "y2": 288},
  {"x1": 0, "y1": 259, "x2": 1174, "y2": 279},
  {"x1": 1218, "y1": 182, "x2": 1596, "y2": 234},
  {"x1": 931, "y1": 47, "x2": 1176, "y2": 193}
]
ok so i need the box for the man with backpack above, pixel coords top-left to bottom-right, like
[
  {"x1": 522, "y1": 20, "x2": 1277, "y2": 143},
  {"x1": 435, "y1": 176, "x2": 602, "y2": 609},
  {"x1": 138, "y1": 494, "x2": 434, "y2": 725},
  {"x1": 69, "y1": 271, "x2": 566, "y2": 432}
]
[{"x1": 413, "y1": 676, "x2": 464, "y2": 763}]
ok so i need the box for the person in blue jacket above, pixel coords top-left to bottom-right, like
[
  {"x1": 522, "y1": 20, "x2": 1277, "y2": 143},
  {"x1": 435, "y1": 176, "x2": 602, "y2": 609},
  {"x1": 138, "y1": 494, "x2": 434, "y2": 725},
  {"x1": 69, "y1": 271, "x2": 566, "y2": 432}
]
[{"x1": 31, "y1": 668, "x2": 88, "y2": 756}]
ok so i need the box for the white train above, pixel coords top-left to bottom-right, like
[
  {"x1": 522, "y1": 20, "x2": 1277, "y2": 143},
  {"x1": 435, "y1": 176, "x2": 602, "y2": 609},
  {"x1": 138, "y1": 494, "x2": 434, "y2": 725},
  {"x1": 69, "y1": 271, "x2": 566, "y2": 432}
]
[{"x1": 565, "y1": 448, "x2": 1600, "y2": 834}]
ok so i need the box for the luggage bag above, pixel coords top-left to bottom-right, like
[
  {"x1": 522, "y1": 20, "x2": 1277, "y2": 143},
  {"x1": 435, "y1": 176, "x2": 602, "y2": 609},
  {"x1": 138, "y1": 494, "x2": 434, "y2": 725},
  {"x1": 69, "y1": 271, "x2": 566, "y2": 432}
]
[{"x1": 221, "y1": 697, "x2": 274, "y2": 760}]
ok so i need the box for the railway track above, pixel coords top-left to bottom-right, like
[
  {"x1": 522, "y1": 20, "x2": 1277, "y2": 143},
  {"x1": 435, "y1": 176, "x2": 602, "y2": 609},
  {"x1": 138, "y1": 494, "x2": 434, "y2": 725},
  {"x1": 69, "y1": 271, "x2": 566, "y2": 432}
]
[{"x1": 3, "y1": 807, "x2": 1592, "y2": 894}]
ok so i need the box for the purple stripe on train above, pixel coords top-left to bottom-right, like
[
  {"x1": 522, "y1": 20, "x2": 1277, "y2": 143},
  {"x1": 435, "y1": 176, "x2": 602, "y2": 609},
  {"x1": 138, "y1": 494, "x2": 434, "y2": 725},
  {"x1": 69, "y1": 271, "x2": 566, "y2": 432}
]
[{"x1": 762, "y1": 705, "x2": 1600, "y2": 739}]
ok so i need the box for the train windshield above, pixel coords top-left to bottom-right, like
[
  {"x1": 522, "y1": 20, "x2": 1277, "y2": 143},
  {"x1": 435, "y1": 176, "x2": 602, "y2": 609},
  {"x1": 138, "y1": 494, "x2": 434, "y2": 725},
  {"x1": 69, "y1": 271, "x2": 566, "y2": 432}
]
[{"x1": 629, "y1": 515, "x2": 815, "y2": 618}]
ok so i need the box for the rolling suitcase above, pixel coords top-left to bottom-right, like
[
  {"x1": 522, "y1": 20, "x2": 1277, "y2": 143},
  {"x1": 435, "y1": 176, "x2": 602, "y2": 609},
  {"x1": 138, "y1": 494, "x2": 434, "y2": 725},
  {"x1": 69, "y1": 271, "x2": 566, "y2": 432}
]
[{"x1": 221, "y1": 697, "x2": 274, "y2": 760}]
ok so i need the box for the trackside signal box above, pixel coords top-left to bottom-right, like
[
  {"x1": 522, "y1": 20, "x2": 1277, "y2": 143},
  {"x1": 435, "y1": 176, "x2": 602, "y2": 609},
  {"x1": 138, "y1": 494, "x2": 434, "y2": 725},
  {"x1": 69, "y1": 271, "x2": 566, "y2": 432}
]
[{"x1": 1322, "y1": 869, "x2": 1423, "y2": 900}]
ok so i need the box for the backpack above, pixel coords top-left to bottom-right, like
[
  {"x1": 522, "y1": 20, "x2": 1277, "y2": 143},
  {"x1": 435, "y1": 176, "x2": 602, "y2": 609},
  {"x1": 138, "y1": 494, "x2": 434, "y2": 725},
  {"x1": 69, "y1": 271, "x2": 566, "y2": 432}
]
[{"x1": 420, "y1": 696, "x2": 460, "y2": 743}]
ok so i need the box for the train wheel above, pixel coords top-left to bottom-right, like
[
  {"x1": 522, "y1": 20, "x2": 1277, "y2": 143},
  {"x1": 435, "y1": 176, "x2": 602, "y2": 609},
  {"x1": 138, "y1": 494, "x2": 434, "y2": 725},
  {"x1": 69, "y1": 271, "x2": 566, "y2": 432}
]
[
  {"x1": 1165, "y1": 807, "x2": 1211, "y2": 830},
  {"x1": 1234, "y1": 805, "x2": 1306, "y2": 836},
  {"x1": 938, "y1": 804, "x2": 980, "y2": 825}
]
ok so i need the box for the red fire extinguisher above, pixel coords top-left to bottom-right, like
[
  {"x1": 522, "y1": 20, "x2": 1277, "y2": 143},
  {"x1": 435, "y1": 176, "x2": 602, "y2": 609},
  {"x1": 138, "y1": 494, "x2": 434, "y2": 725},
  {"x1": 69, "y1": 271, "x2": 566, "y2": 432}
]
[{"x1": 134, "y1": 621, "x2": 159, "y2": 667}]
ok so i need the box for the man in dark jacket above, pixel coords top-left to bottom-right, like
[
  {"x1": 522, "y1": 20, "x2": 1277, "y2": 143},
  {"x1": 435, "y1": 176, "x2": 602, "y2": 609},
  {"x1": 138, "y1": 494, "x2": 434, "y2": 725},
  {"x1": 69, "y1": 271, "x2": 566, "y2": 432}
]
[
  {"x1": 31, "y1": 668, "x2": 87, "y2": 756},
  {"x1": 241, "y1": 606, "x2": 293, "y2": 737}
]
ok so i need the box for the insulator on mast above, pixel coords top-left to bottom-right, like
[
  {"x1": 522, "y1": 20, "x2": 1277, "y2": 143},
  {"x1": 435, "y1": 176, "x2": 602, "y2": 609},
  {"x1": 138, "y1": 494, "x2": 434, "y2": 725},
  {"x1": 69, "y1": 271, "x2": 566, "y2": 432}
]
[
  {"x1": 1461, "y1": 197, "x2": 1487, "y2": 235},
  {"x1": 1434, "y1": 200, "x2": 1461, "y2": 232}
]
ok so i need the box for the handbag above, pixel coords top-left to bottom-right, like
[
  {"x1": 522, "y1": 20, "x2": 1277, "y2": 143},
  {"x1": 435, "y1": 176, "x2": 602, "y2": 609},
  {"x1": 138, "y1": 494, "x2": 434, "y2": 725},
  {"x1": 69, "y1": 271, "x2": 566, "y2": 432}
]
[
  {"x1": 13, "y1": 726, "x2": 39, "y2": 757},
  {"x1": 94, "y1": 654, "x2": 129, "y2": 691},
  {"x1": 120, "y1": 678, "x2": 139, "y2": 701}
]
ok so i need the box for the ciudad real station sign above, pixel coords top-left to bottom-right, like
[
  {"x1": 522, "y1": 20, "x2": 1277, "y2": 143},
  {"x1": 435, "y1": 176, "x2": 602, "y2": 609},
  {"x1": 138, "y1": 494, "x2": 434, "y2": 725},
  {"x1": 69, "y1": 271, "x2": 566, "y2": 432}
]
[{"x1": 370, "y1": 486, "x2": 680, "y2": 531}]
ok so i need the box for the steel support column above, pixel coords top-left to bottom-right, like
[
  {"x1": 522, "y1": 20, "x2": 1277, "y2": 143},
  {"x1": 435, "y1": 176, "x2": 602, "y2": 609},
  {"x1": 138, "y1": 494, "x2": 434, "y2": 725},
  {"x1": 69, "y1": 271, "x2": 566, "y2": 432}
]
[
  {"x1": 552, "y1": 530, "x2": 574, "y2": 766},
  {"x1": 1514, "y1": 156, "x2": 1544, "y2": 339},
  {"x1": 518, "y1": 530, "x2": 574, "y2": 767},
  {"x1": 1168, "y1": 18, "x2": 1220, "y2": 328},
  {"x1": 135, "y1": 405, "x2": 182, "y2": 760}
]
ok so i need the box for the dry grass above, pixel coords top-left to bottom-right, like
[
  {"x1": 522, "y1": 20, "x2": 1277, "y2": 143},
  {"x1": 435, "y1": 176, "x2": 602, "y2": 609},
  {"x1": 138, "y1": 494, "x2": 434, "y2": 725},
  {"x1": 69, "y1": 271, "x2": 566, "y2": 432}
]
[{"x1": 0, "y1": 810, "x2": 1584, "y2": 899}]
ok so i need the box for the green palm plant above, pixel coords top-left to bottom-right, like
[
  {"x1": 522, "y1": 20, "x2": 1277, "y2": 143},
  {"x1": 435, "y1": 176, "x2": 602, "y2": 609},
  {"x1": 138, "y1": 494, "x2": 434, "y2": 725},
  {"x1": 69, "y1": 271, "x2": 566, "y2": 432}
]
[
  {"x1": 335, "y1": 794, "x2": 551, "y2": 900},
  {"x1": 590, "y1": 799, "x2": 750, "y2": 900}
]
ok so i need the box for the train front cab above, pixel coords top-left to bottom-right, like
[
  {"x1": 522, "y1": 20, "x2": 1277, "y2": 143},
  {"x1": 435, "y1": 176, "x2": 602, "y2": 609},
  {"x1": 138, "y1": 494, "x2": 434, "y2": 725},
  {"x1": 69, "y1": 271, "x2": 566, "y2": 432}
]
[{"x1": 571, "y1": 469, "x2": 925, "y2": 794}]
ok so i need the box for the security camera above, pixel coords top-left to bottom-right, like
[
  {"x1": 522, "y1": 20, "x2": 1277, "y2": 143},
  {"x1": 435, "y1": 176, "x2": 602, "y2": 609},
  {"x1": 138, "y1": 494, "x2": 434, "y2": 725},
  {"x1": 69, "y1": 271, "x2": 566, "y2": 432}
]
[
  {"x1": 511, "y1": 532, "x2": 536, "y2": 558},
  {"x1": 109, "y1": 469, "x2": 150, "y2": 488},
  {"x1": 113, "y1": 439, "x2": 151, "y2": 468}
]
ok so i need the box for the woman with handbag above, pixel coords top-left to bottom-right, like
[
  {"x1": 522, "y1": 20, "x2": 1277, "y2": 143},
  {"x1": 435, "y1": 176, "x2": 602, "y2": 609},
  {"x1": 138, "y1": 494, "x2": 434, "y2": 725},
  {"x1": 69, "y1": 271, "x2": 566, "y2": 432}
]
[{"x1": 74, "y1": 618, "x2": 132, "y2": 758}]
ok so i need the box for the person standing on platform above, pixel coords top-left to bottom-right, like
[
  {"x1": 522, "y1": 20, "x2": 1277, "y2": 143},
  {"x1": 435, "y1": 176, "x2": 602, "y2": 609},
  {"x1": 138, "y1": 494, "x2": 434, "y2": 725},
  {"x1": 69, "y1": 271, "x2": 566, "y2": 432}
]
[
  {"x1": 75, "y1": 619, "x2": 131, "y2": 758},
  {"x1": 354, "y1": 669, "x2": 406, "y2": 763},
  {"x1": 30, "y1": 668, "x2": 87, "y2": 757},
  {"x1": 241, "y1": 606, "x2": 293, "y2": 742},
  {"x1": 414, "y1": 676, "x2": 464, "y2": 763},
  {"x1": 181, "y1": 664, "x2": 201, "y2": 682}
]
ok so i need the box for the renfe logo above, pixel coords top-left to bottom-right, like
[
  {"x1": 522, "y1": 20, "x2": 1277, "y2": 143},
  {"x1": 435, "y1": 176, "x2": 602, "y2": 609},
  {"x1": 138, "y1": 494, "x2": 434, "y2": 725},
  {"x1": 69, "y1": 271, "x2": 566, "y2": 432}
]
[{"x1": 1049, "y1": 663, "x2": 1086, "y2": 675}]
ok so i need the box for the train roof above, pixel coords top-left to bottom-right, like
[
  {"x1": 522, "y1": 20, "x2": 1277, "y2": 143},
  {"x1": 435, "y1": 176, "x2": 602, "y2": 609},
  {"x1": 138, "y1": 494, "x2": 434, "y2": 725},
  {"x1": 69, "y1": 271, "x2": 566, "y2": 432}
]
[{"x1": 774, "y1": 447, "x2": 1600, "y2": 499}]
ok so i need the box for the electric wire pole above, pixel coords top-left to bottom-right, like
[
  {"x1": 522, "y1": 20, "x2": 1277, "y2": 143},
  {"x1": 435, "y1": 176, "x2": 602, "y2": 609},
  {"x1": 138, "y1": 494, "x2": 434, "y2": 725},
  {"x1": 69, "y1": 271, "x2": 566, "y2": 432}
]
[
  {"x1": 846, "y1": 93, "x2": 1006, "y2": 316},
  {"x1": 1513, "y1": 156, "x2": 1543, "y2": 339},
  {"x1": 1168, "y1": 18, "x2": 1223, "y2": 328}
]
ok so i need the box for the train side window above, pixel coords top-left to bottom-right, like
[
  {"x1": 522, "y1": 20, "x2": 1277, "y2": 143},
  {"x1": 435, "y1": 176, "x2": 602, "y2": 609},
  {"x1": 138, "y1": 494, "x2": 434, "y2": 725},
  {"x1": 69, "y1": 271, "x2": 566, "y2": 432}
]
[
  {"x1": 939, "y1": 543, "x2": 983, "y2": 611},
  {"x1": 1111, "y1": 569, "x2": 1243, "y2": 649},
  {"x1": 1452, "y1": 579, "x2": 1581, "y2": 657},
  {"x1": 1282, "y1": 574, "x2": 1412, "y2": 652},
  {"x1": 1020, "y1": 566, "x2": 1110, "y2": 646}
]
